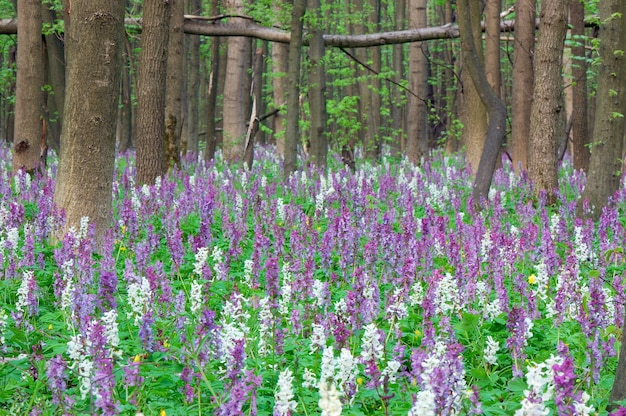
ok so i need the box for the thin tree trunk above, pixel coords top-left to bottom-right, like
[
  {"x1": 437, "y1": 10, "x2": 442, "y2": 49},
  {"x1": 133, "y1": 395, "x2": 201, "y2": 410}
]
[
  {"x1": 406, "y1": 0, "x2": 428, "y2": 164},
  {"x1": 117, "y1": 41, "x2": 133, "y2": 153},
  {"x1": 42, "y1": 3, "x2": 65, "y2": 155},
  {"x1": 135, "y1": 0, "x2": 170, "y2": 185},
  {"x1": 186, "y1": 0, "x2": 201, "y2": 155},
  {"x1": 528, "y1": 0, "x2": 568, "y2": 205},
  {"x1": 390, "y1": 0, "x2": 406, "y2": 157},
  {"x1": 510, "y1": 0, "x2": 536, "y2": 172},
  {"x1": 204, "y1": 32, "x2": 220, "y2": 161},
  {"x1": 457, "y1": 0, "x2": 507, "y2": 205},
  {"x1": 460, "y1": 0, "x2": 488, "y2": 174},
  {"x1": 13, "y1": 0, "x2": 44, "y2": 172},
  {"x1": 570, "y1": 0, "x2": 589, "y2": 173},
  {"x1": 308, "y1": 0, "x2": 327, "y2": 170},
  {"x1": 485, "y1": 0, "x2": 501, "y2": 97},
  {"x1": 283, "y1": 0, "x2": 306, "y2": 178},
  {"x1": 165, "y1": 0, "x2": 184, "y2": 168}
]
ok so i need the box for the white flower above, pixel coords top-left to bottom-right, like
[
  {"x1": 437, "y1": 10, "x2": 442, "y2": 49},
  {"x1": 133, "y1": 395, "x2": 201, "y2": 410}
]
[
  {"x1": 382, "y1": 359, "x2": 401, "y2": 384},
  {"x1": 320, "y1": 346, "x2": 336, "y2": 383},
  {"x1": 319, "y1": 381, "x2": 342, "y2": 416},
  {"x1": 302, "y1": 368, "x2": 317, "y2": 389},
  {"x1": 276, "y1": 199, "x2": 285, "y2": 223},
  {"x1": 336, "y1": 348, "x2": 358, "y2": 394},
  {"x1": 360, "y1": 323, "x2": 383, "y2": 363},
  {"x1": 310, "y1": 323, "x2": 327, "y2": 354},
  {"x1": 483, "y1": 336, "x2": 499, "y2": 365},
  {"x1": 101, "y1": 309, "x2": 119, "y2": 349},
  {"x1": 6, "y1": 227, "x2": 19, "y2": 251},
  {"x1": 434, "y1": 273, "x2": 462, "y2": 315},
  {"x1": 515, "y1": 397, "x2": 549, "y2": 416},
  {"x1": 189, "y1": 280, "x2": 203, "y2": 314},
  {"x1": 15, "y1": 270, "x2": 35, "y2": 316},
  {"x1": 408, "y1": 389, "x2": 436, "y2": 416},
  {"x1": 257, "y1": 297, "x2": 273, "y2": 357},
  {"x1": 573, "y1": 392, "x2": 595, "y2": 416},
  {"x1": 279, "y1": 262, "x2": 292, "y2": 316},
  {"x1": 0, "y1": 309, "x2": 7, "y2": 345},
  {"x1": 193, "y1": 247, "x2": 209, "y2": 276},
  {"x1": 274, "y1": 368, "x2": 298, "y2": 415},
  {"x1": 127, "y1": 276, "x2": 151, "y2": 325}
]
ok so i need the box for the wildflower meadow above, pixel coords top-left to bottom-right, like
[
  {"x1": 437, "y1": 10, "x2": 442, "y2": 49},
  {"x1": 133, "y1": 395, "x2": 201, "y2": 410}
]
[{"x1": 1, "y1": 143, "x2": 625, "y2": 415}]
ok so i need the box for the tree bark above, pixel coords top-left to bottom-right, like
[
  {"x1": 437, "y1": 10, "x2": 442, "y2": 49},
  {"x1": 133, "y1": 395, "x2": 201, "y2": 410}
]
[
  {"x1": 185, "y1": 0, "x2": 202, "y2": 155},
  {"x1": 457, "y1": 0, "x2": 507, "y2": 205},
  {"x1": 118, "y1": 37, "x2": 134, "y2": 153},
  {"x1": 135, "y1": 0, "x2": 170, "y2": 185},
  {"x1": 223, "y1": 0, "x2": 250, "y2": 163},
  {"x1": 283, "y1": 0, "x2": 306, "y2": 178},
  {"x1": 42, "y1": 3, "x2": 65, "y2": 155},
  {"x1": 54, "y1": 0, "x2": 125, "y2": 247},
  {"x1": 570, "y1": 0, "x2": 590, "y2": 173},
  {"x1": 460, "y1": 0, "x2": 487, "y2": 174},
  {"x1": 528, "y1": 0, "x2": 568, "y2": 205},
  {"x1": 406, "y1": 0, "x2": 428, "y2": 164},
  {"x1": 165, "y1": 0, "x2": 184, "y2": 168},
  {"x1": 510, "y1": 0, "x2": 536, "y2": 172},
  {"x1": 13, "y1": 0, "x2": 44, "y2": 172},
  {"x1": 484, "y1": 0, "x2": 501, "y2": 97},
  {"x1": 270, "y1": 0, "x2": 290, "y2": 157},
  {"x1": 204, "y1": 0, "x2": 221, "y2": 162},
  {"x1": 308, "y1": 0, "x2": 327, "y2": 170},
  {"x1": 389, "y1": 0, "x2": 406, "y2": 157},
  {"x1": 579, "y1": 1, "x2": 626, "y2": 222}
]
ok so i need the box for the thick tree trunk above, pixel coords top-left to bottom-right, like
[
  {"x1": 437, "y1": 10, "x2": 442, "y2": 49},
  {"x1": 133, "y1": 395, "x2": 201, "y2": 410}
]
[
  {"x1": 510, "y1": 0, "x2": 535, "y2": 172},
  {"x1": 528, "y1": 0, "x2": 568, "y2": 205},
  {"x1": 54, "y1": 0, "x2": 125, "y2": 247},
  {"x1": 223, "y1": 0, "x2": 250, "y2": 163},
  {"x1": 165, "y1": 0, "x2": 184, "y2": 168},
  {"x1": 308, "y1": 0, "x2": 327, "y2": 170},
  {"x1": 283, "y1": 0, "x2": 306, "y2": 178},
  {"x1": 406, "y1": 0, "x2": 428, "y2": 164},
  {"x1": 457, "y1": 0, "x2": 507, "y2": 205},
  {"x1": 136, "y1": 0, "x2": 170, "y2": 185},
  {"x1": 579, "y1": 1, "x2": 626, "y2": 221},
  {"x1": 570, "y1": 0, "x2": 590, "y2": 173},
  {"x1": 13, "y1": 0, "x2": 44, "y2": 172},
  {"x1": 460, "y1": 0, "x2": 487, "y2": 174}
]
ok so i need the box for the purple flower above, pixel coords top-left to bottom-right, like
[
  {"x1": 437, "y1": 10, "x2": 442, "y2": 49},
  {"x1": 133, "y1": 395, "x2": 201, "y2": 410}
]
[{"x1": 46, "y1": 354, "x2": 69, "y2": 405}]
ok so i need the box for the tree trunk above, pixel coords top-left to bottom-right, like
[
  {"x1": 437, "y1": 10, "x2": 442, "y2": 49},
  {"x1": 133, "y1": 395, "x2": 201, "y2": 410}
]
[
  {"x1": 406, "y1": 0, "x2": 429, "y2": 164},
  {"x1": 13, "y1": 0, "x2": 44, "y2": 172},
  {"x1": 54, "y1": 0, "x2": 125, "y2": 247},
  {"x1": 457, "y1": 0, "x2": 507, "y2": 205},
  {"x1": 367, "y1": 0, "x2": 382, "y2": 160},
  {"x1": 570, "y1": 0, "x2": 590, "y2": 173},
  {"x1": 460, "y1": 0, "x2": 488, "y2": 174},
  {"x1": 185, "y1": 0, "x2": 201, "y2": 155},
  {"x1": 223, "y1": 0, "x2": 250, "y2": 163},
  {"x1": 283, "y1": 0, "x2": 306, "y2": 178},
  {"x1": 42, "y1": 3, "x2": 65, "y2": 155},
  {"x1": 390, "y1": 0, "x2": 406, "y2": 157},
  {"x1": 165, "y1": 0, "x2": 184, "y2": 168},
  {"x1": 528, "y1": 0, "x2": 568, "y2": 205},
  {"x1": 484, "y1": 0, "x2": 501, "y2": 97},
  {"x1": 510, "y1": 0, "x2": 536, "y2": 172},
  {"x1": 118, "y1": 37, "x2": 133, "y2": 153},
  {"x1": 308, "y1": 0, "x2": 327, "y2": 170},
  {"x1": 579, "y1": 1, "x2": 626, "y2": 221},
  {"x1": 271, "y1": 1, "x2": 290, "y2": 157},
  {"x1": 135, "y1": 0, "x2": 170, "y2": 185}
]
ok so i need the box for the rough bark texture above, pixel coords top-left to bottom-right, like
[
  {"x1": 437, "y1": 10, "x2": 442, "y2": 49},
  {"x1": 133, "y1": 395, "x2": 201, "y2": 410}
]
[
  {"x1": 528, "y1": 0, "x2": 568, "y2": 205},
  {"x1": 42, "y1": 3, "x2": 65, "y2": 154},
  {"x1": 580, "y1": 1, "x2": 626, "y2": 222},
  {"x1": 308, "y1": 0, "x2": 327, "y2": 170},
  {"x1": 223, "y1": 0, "x2": 250, "y2": 163},
  {"x1": 165, "y1": 0, "x2": 184, "y2": 168},
  {"x1": 510, "y1": 0, "x2": 536, "y2": 172},
  {"x1": 406, "y1": 0, "x2": 428, "y2": 164},
  {"x1": 457, "y1": 0, "x2": 507, "y2": 205},
  {"x1": 460, "y1": 0, "x2": 487, "y2": 174},
  {"x1": 13, "y1": 0, "x2": 44, "y2": 172},
  {"x1": 54, "y1": 0, "x2": 125, "y2": 247},
  {"x1": 484, "y1": 0, "x2": 501, "y2": 96},
  {"x1": 283, "y1": 0, "x2": 306, "y2": 178},
  {"x1": 186, "y1": 0, "x2": 201, "y2": 155},
  {"x1": 135, "y1": 0, "x2": 170, "y2": 185},
  {"x1": 117, "y1": 39, "x2": 133, "y2": 153},
  {"x1": 271, "y1": 0, "x2": 289, "y2": 158},
  {"x1": 570, "y1": 0, "x2": 590, "y2": 173}
]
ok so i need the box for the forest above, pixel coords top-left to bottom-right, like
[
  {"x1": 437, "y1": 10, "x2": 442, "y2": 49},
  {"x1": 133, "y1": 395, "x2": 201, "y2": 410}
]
[{"x1": 1, "y1": 0, "x2": 626, "y2": 414}]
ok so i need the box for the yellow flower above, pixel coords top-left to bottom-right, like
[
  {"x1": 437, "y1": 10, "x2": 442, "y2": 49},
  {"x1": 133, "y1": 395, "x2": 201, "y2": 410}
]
[
  {"x1": 48, "y1": 324, "x2": 53, "y2": 331},
  {"x1": 414, "y1": 329, "x2": 422, "y2": 337},
  {"x1": 528, "y1": 274, "x2": 536, "y2": 284},
  {"x1": 160, "y1": 410, "x2": 166, "y2": 416},
  {"x1": 357, "y1": 377, "x2": 364, "y2": 386},
  {"x1": 119, "y1": 246, "x2": 127, "y2": 251},
  {"x1": 133, "y1": 354, "x2": 141, "y2": 363},
  {"x1": 163, "y1": 339, "x2": 170, "y2": 348}
]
